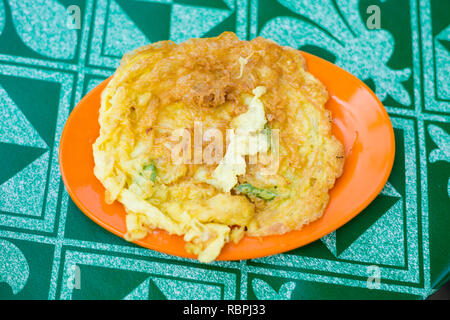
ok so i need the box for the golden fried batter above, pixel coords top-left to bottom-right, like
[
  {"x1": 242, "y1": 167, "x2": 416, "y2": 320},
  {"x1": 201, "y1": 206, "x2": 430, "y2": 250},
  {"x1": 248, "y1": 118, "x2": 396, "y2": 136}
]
[{"x1": 93, "y1": 32, "x2": 344, "y2": 262}]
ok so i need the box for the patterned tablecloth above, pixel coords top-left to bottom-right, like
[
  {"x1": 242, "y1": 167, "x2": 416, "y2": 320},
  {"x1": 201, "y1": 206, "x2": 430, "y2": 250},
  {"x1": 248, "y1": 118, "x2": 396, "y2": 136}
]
[{"x1": 0, "y1": 0, "x2": 449, "y2": 300}]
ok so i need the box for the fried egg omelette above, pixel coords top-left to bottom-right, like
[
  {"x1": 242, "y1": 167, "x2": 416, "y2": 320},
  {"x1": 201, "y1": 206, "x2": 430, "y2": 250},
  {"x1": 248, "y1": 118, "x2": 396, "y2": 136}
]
[{"x1": 93, "y1": 32, "x2": 345, "y2": 262}]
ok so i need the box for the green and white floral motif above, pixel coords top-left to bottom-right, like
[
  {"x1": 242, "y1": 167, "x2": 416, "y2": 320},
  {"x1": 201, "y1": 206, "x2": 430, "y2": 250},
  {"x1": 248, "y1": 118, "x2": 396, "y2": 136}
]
[
  {"x1": 0, "y1": 239, "x2": 29, "y2": 294},
  {"x1": 0, "y1": 0, "x2": 5, "y2": 36},
  {"x1": 59, "y1": 250, "x2": 237, "y2": 300},
  {"x1": 434, "y1": 25, "x2": 450, "y2": 101},
  {"x1": 252, "y1": 279, "x2": 295, "y2": 300},
  {"x1": 104, "y1": 0, "x2": 149, "y2": 58},
  {"x1": 124, "y1": 277, "x2": 222, "y2": 300},
  {"x1": 428, "y1": 125, "x2": 450, "y2": 163},
  {"x1": 170, "y1": 4, "x2": 233, "y2": 43},
  {"x1": 259, "y1": 0, "x2": 411, "y2": 106},
  {"x1": 0, "y1": 0, "x2": 446, "y2": 300},
  {"x1": 7, "y1": 0, "x2": 77, "y2": 59},
  {"x1": 428, "y1": 124, "x2": 450, "y2": 197}
]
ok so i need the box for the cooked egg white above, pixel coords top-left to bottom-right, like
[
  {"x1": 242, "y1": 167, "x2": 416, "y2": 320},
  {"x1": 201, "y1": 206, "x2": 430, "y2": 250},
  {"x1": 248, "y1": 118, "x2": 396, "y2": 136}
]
[{"x1": 207, "y1": 86, "x2": 269, "y2": 193}]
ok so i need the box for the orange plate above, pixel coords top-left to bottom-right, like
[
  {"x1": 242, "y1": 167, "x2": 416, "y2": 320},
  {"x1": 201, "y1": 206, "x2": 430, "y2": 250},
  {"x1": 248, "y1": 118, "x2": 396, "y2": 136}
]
[{"x1": 59, "y1": 52, "x2": 395, "y2": 261}]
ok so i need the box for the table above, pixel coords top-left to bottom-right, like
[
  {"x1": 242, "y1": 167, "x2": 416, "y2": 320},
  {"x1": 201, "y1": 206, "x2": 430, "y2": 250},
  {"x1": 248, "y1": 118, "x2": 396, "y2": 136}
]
[{"x1": 0, "y1": 0, "x2": 448, "y2": 300}]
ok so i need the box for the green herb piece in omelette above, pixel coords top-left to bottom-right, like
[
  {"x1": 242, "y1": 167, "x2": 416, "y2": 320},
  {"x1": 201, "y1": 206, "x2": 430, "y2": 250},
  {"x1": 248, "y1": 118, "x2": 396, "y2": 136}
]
[{"x1": 234, "y1": 183, "x2": 277, "y2": 201}]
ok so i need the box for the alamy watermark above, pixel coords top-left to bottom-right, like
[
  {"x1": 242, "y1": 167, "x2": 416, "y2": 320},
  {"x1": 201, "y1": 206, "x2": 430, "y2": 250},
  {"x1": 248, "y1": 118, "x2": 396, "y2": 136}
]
[
  {"x1": 366, "y1": 265, "x2": 381, "y2": 290},
  {"x1": 165, "y1": 121, "x2": 280, "y2": 175},
  {"x1": 67, "y1": 5, "x2": 81, "y2": 30},
  {"x1": 67, "y1": 264, "x2": 81, "y2": 290},
  {"x1": 366, "y1": 5, "x2": 381, "y2": 30}
]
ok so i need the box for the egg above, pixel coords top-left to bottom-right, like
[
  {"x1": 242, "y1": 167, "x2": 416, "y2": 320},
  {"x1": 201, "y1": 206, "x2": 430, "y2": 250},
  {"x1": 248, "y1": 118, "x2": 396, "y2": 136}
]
[{"x1": 93, "y1": 32, "x2": 344, "y2": 262}]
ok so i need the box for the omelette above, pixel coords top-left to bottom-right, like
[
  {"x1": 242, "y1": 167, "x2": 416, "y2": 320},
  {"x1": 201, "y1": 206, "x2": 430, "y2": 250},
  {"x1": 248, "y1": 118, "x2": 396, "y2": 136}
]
[{"x1": 93, "y1": 32, "x2": 345, "y2": 262}]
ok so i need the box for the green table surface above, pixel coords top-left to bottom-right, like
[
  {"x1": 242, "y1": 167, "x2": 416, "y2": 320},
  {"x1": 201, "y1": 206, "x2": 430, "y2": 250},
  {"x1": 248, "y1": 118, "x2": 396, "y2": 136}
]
[{"x1": 0, "y1": 0, "x2": 449, "y2": 300}]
